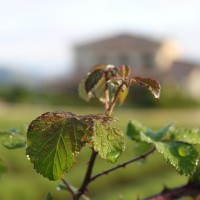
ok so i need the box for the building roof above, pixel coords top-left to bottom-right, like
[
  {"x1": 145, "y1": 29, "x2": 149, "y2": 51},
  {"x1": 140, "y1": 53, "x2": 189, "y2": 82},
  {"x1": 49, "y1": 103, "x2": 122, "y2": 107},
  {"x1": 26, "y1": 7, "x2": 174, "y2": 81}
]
[{"x1": 75, "y1": 33, "x2": 161, "y2": 51}]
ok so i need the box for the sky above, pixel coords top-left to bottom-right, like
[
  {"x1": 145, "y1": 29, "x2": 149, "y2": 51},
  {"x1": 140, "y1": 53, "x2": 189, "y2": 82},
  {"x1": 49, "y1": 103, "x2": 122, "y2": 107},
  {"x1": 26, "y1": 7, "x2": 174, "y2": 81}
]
[{"x1": 0, "y1": 0, "x2": 200, "y2": 77}]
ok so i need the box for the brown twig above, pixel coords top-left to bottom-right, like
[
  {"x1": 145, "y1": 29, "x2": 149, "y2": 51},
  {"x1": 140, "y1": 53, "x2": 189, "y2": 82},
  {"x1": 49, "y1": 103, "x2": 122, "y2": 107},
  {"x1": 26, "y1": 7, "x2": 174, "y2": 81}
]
[
  {"x1": 75, "y1": 149, "x2": 98, "y2": 199},
  {"x1": 61, "y1": 178, "x2": 76, "y2": 198},
  {"x1": 144, "y1": 180, "x2": 200, "y2": 200},
  {"x1": 90, "y1": 146, "x2": 156, "y2": 183}
]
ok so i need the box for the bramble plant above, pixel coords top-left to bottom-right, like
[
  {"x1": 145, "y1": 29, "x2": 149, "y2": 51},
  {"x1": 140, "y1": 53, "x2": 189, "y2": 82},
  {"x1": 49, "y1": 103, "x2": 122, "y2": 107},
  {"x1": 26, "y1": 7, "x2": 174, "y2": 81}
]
[{"x1": 2, "y1": 64, "x2": 200, "y2": 199}]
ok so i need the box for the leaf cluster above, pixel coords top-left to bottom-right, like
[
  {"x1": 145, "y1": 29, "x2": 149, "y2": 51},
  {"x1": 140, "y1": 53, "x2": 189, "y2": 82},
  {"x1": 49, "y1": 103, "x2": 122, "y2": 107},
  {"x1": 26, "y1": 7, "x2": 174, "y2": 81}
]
[
  {"x1": 127, "y1": 121, "x2": 200, "y2": 178},
  {"x1": 26, "y1": 64, "x2": 161, "y2": 182},
  {"x1": 79, "y1": 64, "x2": 160, "y2": 113},
  {"x1": 26, "y1": 112, "x2": 125, "y2": 180}
]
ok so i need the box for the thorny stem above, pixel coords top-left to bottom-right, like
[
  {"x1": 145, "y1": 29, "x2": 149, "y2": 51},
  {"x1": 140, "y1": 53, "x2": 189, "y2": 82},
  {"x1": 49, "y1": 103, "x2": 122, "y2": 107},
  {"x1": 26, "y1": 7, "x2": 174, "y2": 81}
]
[
  {"x1": 144, "y1": 180, "x2": 200, "y2": 199},
  {"x1": 61, "y1": 178, "x2": 76, "y2": 198},
  {"x1": 104, "y1": 71, "x2": 110, "y2": 113},
  {"x1": 75, "y1": 149, "x2": 98, "y2": 199},
  {"x1": 90, "y1": 146, "x2": 156, "y2": 183},
  {"x1": 63, "y1": 147, "x2": 155, "y2": 200}
]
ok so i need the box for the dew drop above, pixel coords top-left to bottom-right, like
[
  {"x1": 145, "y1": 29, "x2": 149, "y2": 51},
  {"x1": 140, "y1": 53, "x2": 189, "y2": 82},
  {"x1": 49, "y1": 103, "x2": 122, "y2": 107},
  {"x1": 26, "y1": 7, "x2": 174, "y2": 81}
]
[
  {"x1": 113, "y1": 128, "x2": 123, "y2": 136},
  {"x1": 74, "y1": 151, "x2": 80, "y2": 156},
  {"x1": 106, "y1": 151, "x2": 120, "y2": 163},
  {"x1": 101, "y1": 141, "x2": 106, "y2": 146},
  {"x1": 27, "y1": 155, "x2": 30, "y2": 160},
  {"x1": 107, "y1": 134, "x2": 114, "y2": 141},
  {"x1": 178, "y1": 146, "x2": 190, "y2": 157},
  {"x1": 97, "y1": 132, "x2": 102, "y2": 137},
  {"x1": 56, "y1": 186, "x2": 61, "y2": 191}
]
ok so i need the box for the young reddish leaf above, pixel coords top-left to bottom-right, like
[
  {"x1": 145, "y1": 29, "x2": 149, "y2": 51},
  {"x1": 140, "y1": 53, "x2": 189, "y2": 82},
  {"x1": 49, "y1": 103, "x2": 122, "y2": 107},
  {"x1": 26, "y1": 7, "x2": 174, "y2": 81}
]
[
  {"x1": 132, "y1": 76, "x2": 161, "y2": 99},
  {"x1": 26, "y1": 111, "x2": 92, "y2": 180},
  {"x1": 89, "y1": 64, "x2": 106, "y2": 73}
]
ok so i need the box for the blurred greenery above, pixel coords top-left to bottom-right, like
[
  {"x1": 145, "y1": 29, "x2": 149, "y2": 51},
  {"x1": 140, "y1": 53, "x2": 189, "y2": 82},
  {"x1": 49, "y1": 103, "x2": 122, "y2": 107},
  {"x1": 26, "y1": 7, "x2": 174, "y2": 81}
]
[
  {"x1": 0, "y1": 104, "x2": 199, "y2": 199},
  {"x1": 0, "y1": 84, "x2": 199, "y2": 108}
]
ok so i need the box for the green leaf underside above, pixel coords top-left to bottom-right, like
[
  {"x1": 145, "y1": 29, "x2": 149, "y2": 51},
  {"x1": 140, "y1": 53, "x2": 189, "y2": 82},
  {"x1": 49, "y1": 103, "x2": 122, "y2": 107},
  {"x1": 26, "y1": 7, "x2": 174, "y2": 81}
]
[
  {"x1": 26, "y1": 112, "x2": 91, "y2": 180},
  {"x1": 93, "y1": 121, "x2": 125, "y2": 163},
  {"x1": 127, "y1": 120, "x2": 199, "y2": 175},
  {"x1": 132, "y1": 76, "x2": 161, "y2": 99}
]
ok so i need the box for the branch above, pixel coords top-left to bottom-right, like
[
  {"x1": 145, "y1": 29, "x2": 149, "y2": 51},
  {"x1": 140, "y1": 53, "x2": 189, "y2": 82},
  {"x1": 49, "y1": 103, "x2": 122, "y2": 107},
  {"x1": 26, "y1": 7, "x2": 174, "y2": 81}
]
[
  {"x1": 90, "y1": 146, "x2": 156, "y2": 183},
  {"x1": 61, "y1": 178, "x2": 76, "y2": 198},
  {"x1": 107, "y1": 82, "x2": 123, "y2": 115},
  {"x1": 144, "y1": 180, "x2": 200, "y2": 199},
  {"x1": 76, "y1": 149, "x2": 98, "y2": 199}
]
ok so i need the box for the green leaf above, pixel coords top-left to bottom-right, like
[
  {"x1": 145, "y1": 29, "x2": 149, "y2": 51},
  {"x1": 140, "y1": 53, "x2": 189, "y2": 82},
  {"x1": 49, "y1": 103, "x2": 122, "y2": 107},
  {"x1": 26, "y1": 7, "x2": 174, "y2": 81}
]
[
  {"x1": 26, "y1": 112, "x2": 91, "y2": 180},
  {"x1": 132, "y1": 76, "x2": 161, "y2": 99},
  {"x1": 126, "y1": 120, "x2": 146, "y2": 141},
  {"x1": 190, "y1": 165, "x2": 200, "y2": 181},
  {"x1": 92, "y1": 120, "x2": 125, "y2": 163},
  {"x1": 145, "y1": 123, "x2": 174, "y2": 141},
  {"x1": 155, "y1": 141, "x2": 198, "y2": 175},
  {"x1": 0, "y1": 158, "x2": 7, "y2": 176},
  {"x1": 0, "y1": 129, "x2": 26, "y2": 149},
  {"x1": 167, "y1": 128, "x2": 200, "y2": 145},
  {"x1": 126, "y1": 120, "x2": 199, "y2": 176},
  {"x1": 43, "y1": 192, "x2": 53, "y2": 200}
]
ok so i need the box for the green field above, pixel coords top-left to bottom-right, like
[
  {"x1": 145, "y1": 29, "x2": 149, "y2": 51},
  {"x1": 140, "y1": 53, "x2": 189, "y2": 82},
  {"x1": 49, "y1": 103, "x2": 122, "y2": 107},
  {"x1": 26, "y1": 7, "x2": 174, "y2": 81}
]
[{"x1": 0, "y1": 103, "x2": 200, "y2": 200}]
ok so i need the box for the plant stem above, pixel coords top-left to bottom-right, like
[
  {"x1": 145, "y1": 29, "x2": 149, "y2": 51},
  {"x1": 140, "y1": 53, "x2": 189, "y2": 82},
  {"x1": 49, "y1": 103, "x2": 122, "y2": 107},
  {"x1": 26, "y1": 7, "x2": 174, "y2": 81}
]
[
  {"x1": 107, "y1": 82, "x2": 125, "y2": 115},
  {"x1": 144, "y1": 180, "x2": 200, "y2": 199},
  {"x1": 61, "y1": 178, "x2": 76, "y2": 198},
  {"x1": 75, "y1": 149, "x2": 98, "y2": 199},
  {"x1": 90, "y1": 146, "x2": 155, "y2": 183}
]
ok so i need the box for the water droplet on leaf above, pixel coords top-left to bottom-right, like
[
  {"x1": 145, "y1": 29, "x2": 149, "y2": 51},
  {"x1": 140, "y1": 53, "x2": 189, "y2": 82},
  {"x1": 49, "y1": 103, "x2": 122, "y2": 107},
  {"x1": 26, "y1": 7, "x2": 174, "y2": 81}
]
[
  {"x1": 56, "y1": 186, "x2": 61, "y2": 191},
  {"x1": 27, "y1": 155, "x2": 30, "y2": 160},
  {"x1": 101, "y1": 141, "x2": 106, "y2": 146},
  {"x1": 97, "y1": 132, "x2": 102, "y2": 137},
  {"x1": 178, "y1": 146, "x2": 190, "y2": 157},
  {"x1": 107, "y1": 134, "x2": 114, "y2": 141},
  {"x1": 106, "y1": 151, "x2": 120, "y2": 163},
  {"x1": 113, "y1": 128, "x2": 123, "y2": 136}
]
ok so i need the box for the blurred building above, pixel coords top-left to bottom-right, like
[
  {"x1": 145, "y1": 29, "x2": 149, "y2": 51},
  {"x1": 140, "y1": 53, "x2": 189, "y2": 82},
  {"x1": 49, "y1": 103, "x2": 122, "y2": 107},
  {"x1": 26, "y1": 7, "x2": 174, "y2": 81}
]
[{"x1": 74, "y1": 33, "x2": 200, "y2": 101}]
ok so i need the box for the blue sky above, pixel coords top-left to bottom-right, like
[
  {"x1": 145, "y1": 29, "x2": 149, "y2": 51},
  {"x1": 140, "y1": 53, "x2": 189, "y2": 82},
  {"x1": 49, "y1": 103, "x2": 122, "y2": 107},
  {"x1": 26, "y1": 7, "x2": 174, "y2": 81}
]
[{"x1": 0, "y1": 0, "x2": 199, "y2": 77}]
